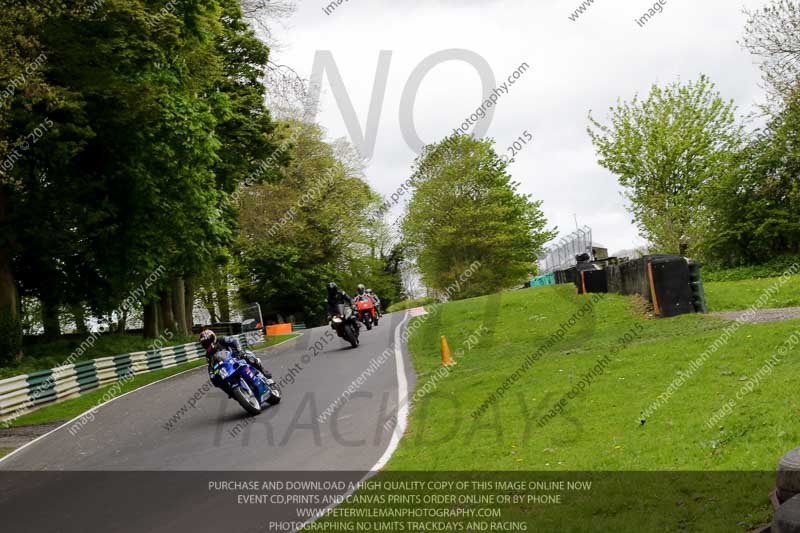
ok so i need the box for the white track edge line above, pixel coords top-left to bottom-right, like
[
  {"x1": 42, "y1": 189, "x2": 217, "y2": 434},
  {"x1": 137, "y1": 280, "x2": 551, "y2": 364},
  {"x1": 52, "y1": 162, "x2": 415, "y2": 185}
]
[
  {"x1": 255, "y1": 332, "x2": 304, "y2": 353},
  {"x1": 0, "y1": 332, "x2": 297, "y2": 464},
  {"x1": 0, "y1": 362, "x2": 205, "y2": 466},
  {"x1": 299, "y1": 311, "x2": 411, "y2": 531}
]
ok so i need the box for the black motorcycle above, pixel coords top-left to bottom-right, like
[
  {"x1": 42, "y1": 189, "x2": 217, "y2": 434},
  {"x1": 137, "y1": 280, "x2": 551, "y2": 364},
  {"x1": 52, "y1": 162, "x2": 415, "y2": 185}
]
[{"x1": 330, "y1": 303, "x2": 359, "y2": 348}]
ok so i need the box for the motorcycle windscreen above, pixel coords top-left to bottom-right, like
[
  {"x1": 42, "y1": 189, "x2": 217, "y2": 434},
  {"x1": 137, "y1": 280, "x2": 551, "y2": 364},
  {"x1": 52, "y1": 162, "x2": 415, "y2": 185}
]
[{"x1": 212, "y1": 351, "x2": 229, "y2": 365}]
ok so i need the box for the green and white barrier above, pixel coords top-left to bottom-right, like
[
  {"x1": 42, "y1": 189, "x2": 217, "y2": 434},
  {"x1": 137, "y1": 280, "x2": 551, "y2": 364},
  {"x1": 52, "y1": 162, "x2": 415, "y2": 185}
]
[{"x1": 0, "y1": 332, "x2": 263, "y2": 423}]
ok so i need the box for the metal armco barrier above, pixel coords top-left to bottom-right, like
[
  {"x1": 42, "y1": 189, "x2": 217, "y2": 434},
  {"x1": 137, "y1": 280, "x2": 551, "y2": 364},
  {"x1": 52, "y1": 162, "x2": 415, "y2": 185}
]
[{"x1": 0, "y1": 332, "x2": 263, "y2": 423}]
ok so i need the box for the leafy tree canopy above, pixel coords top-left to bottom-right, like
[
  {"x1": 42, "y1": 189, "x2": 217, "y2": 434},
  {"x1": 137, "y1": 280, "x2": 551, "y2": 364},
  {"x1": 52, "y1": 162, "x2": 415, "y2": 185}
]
[{"x1": 402, "y1": 134, "x2": 554, "y2": 298}]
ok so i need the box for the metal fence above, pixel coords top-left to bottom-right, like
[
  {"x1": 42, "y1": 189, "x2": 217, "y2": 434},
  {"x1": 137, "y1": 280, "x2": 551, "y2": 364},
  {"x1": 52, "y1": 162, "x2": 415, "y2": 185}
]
[{"x1": 538, "y1": 226, "x2": 593, "y2": 274}]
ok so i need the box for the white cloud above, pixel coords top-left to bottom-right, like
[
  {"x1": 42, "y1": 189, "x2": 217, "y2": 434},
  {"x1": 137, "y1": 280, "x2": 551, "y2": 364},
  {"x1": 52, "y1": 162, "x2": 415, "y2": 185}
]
[{"x1": 267, "y1": 0, "x2": 766, "y2": 253}]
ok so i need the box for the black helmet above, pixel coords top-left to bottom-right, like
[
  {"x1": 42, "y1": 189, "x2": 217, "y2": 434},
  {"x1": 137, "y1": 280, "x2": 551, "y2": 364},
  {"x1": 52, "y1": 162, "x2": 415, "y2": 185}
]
[
  {"x1": 356, "y1": 284, "x2": 365, "y2": 295},
  {"x1": 327, "y1": 282, "x2": 338, "y2": 296}
]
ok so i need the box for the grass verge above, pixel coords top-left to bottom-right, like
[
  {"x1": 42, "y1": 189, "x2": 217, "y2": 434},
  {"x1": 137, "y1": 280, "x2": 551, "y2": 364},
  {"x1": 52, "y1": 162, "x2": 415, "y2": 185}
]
[
  {"x1": 387, "y1": 286, "x2": 795, "y2": 472},
  {"x1": 321, "y1": 284, "x2": 800, "y2": 530},
  {"x1": 385, "y1": 297, "x2": 436, "y2": 313},
  {"x1": 705, "y1": 273, "x2": 800, "y2": 311},
  {"x1": 251, "y1": 333, "x2": 300, "y2": 351}
]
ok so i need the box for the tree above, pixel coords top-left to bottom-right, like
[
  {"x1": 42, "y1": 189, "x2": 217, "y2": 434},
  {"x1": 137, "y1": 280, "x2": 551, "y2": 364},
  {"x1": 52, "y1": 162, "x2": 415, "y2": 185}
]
[
  {"x1": 1, "y1": 0, "x2": 286, "y2": 344},
  {"x1": 50, "y1": 0, "x2": 231, "y2": 337},
  {"x1": 401, "y1": 134, "x2": 554, "y2": 298},
  {"x1": 742, "y1": 0, "x2": 800, "y2": 106},
  {"x1": 236, "y1": 121, "x2": 385, "y2": 324},
  {"x1": 587, "y1": 75, "x2": 743, "y2": 255},
  {"x1": 0, "y1": 2, "x2": 62, "y2": 355},
  {"x1": 704, "y1": 89, "x2": 800, "y2": 265},
  {"x1": 1, "y1": 2, "x2": 98, "y2": 342}
]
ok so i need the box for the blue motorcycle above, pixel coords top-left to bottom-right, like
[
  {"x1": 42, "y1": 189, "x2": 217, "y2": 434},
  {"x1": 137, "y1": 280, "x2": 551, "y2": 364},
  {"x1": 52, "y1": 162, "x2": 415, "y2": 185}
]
[{"x1": 209, "y1": 349, "x2": 281, "y2": 415}]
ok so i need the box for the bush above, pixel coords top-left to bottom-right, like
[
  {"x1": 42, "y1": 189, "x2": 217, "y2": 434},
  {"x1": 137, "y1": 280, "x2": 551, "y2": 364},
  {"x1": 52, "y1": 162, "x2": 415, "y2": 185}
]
[
  {"x1": 0, "y1": 309, "x2": 22, "y2": 366},
  {"x1": 702, "y1": 254, "x2": 800, "y2": 282}
]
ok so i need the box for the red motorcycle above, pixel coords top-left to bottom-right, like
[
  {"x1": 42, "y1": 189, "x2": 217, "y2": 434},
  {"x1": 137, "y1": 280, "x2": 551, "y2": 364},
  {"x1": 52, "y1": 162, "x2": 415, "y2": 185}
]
[{"x1": 354, "y1": 294, "x2": 378, "y2": 330}]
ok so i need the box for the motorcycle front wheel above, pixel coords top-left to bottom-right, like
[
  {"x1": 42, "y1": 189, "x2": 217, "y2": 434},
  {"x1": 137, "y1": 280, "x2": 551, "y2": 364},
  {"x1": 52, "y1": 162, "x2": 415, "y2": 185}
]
[
  {"x1": 232, "y1": 378, "x2": 262, "y2": 415},
  {"x1": 344, "y1": 324, "x2": 359, "y2": 348},
  {"x1": 266, "y1": 388, "x2": 281, "y2": 406}
]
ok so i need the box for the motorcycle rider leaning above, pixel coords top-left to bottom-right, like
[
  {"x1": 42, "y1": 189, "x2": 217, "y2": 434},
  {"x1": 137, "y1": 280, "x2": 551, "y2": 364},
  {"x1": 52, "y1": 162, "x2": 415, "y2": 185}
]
[
  {"x1": 199, "y1": 329, "x2": 272, "y2": 380},
  {"x1": 353, "y1": 283, "x2": 372, "y2": 308},
  {"x1": 326, "y1": 282, "x2": 355, "y2": 317},
  {"x1": 366, "y1": 288, "x2": 382, "y2": 317}
]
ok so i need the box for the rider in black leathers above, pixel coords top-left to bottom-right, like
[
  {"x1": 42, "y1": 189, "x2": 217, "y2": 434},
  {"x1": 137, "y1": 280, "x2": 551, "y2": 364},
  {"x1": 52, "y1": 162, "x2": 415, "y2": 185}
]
[{"x1": 326, "y1": 282, "x2": 355, "y2": 316}]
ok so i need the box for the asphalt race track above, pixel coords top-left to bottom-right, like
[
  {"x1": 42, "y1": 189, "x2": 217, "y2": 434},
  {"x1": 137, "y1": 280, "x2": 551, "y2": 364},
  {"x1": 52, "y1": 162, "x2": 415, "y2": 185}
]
[{"x1": 0, "y1": 311, "x2": 414, "y2": 532}]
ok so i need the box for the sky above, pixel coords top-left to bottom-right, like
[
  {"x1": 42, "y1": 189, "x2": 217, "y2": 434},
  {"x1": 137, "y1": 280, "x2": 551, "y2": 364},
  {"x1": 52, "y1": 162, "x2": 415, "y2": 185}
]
[{"x1": 264, "y1": 0, "x2": 768, "y2": 255}]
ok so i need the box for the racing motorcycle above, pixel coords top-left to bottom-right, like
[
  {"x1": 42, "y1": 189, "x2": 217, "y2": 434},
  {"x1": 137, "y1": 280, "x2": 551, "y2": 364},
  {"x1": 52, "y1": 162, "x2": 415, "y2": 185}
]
[
  {"x1": 209, "y1": 349, "x2": 280, "y2": 415},
  {"x1": 330, "y1": 303, "x2": 360, "y2": 348},
  {"x1": 354, "y1": 294, "x2": 378, "y2": 330}
]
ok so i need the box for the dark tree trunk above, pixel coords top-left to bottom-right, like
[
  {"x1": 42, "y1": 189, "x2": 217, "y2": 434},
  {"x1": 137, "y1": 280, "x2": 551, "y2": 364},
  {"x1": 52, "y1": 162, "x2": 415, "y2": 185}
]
[
  {"x1": 0, "y1": 250, "x2": 17, "y2": 342},
  {"x1": 160, "y1": 290, "x2": 175, "y2": 333},
  {"x1": 117, "y1": 307, "x2": 128, "y2": 334},
  {"x1": 42, "y1": 298, "x2": 61, "y2": 340},
  {"x1": 215, "y1": 267, "x2": 230, "y2": 322},
  {"x1": 0, "y1": 187, "x2": 16, "y2": 319},
  {"x1": 143, "y1": 300, "x2": 159, "y2": 339},
  {"x1": 184, "y1": 277, "x2": 195, "y2": 333},
  {"x1": 218, "y1": 289, "x2": 230, "y2": 323},
  {"x1": 202, "y1": 293, "x2": 217, "y2": 325},
  {"x1": 71, "y1": 303, "x2": 88, "y2": 336},
  {"x1": 0, "y1": 250, "x2": 16, "y2": 323},
  {"x1": 0, "y1": 186, "x2": 22, "y2": 360},
  {"x1": 172, "y1": 278, "x2": 188, "y2": 336}
]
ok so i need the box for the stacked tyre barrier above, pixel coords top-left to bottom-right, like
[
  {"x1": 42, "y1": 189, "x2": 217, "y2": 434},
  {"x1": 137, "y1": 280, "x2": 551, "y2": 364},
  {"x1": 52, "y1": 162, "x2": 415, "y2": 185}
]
[
  {"x1": 529, "y1": 254, "x2": 706, "y2": 318},
  {"x1": 0, "y1": 332, "x2": 260, "y2": 423},
  {"x1": 772, "y1": 448, "x2": 800, "y2": 532},
  {"x1": 577, "y1": 269, "x2": 609, "y2": 295},
  {"x1": 554, "y1": 267, "x2": 579, "y2": 286},
  {"x1": 605, "y1": 255, "x2": 696, "y2": 318}
]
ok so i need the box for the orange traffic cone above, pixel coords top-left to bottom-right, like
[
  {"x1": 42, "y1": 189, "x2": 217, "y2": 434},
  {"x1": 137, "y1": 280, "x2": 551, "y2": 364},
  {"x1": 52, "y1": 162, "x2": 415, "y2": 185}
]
[{"x1": 440, "y1": 336, "x2": 455, "y2": 366}]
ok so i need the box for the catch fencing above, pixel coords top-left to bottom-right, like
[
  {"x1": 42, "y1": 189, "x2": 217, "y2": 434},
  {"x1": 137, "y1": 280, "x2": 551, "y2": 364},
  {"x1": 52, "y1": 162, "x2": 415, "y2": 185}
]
[
  {"x1": 538, "y1": 226, "x2": 593, "y2": 274},
  {"x1": 0, "y1": 332, "x2": 263, "y2": 423}
]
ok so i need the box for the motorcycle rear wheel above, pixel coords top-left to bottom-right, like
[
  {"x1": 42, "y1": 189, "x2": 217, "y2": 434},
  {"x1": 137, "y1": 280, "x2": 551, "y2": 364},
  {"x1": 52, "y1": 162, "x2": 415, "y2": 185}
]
[{"x1": 232, "y1": 379, "x2": 262, "y2": 415}]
